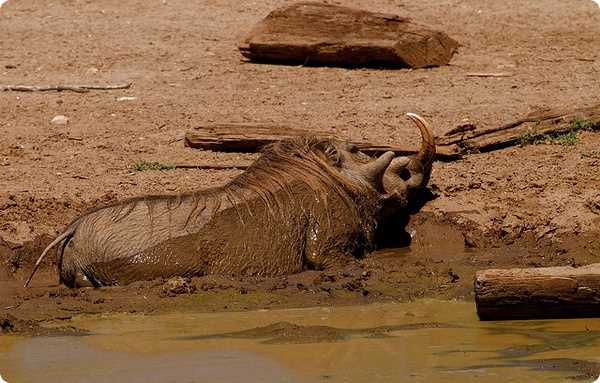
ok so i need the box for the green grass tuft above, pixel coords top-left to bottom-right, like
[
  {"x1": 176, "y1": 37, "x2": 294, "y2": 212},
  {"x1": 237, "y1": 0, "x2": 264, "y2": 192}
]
[
  {"x1": 570, "y1": 117, "x2": 595, "y2": 131},
  {"x1": 518, "y1": 131, "x2": 547, "y2": 146},
  {"x1": 549, "y1": 130, "x2": 578, "y2": 146},
  {"x1": 132, "y1": 161, "x2": 176, "y2": 172},
  {"x1": 519, "y1": 117, "x2": 597, "y2": 147},
  {"x1": 518, "y1": 130, "x2": 579, "y2": 147}
]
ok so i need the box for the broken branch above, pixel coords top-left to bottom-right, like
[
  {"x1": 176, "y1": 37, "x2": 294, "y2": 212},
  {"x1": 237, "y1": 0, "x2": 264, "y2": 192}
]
[
  {"x1": 172, "y1": 164, "x2": 249, "y2": 170},
  {"x1": 465, "y1": 72, "x2": 513, "y2": 78},
  {"x1": 1, "y1": 83, "x2": 132, "y2": 93},
  {"x1": 438, "y1": 104, "x2": 600, "y2": 151}
]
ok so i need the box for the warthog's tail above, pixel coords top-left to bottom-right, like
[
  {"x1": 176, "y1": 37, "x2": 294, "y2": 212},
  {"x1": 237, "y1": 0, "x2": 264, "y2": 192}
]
[{"x1": 24, "y1": 226, "x2": 77, "y2": 287}]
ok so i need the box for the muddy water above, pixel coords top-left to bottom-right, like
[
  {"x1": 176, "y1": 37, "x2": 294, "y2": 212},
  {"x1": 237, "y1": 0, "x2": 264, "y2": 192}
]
[{"x1": 2, "y1": 300, "x2": 600, "y2": 382}]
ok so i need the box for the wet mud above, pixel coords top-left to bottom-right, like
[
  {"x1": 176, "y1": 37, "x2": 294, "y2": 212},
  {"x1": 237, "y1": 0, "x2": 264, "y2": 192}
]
[{"x1": 178, "y1": 320, "x2": 457, "y2": 344}]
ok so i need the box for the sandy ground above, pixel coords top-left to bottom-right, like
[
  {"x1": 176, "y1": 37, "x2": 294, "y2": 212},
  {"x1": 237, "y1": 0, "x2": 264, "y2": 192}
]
[{"x1": 1, "y1": 0, "x2": 600, "y2": 328}]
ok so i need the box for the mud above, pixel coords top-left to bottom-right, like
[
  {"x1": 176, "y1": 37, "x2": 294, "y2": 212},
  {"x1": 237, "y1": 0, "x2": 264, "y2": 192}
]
[
  {"x1": 0, "y1": 313, "x2": 88, "y2": 337},
  {"x1": 178, "y1": 320, "x2": 456, "y2": 344}
]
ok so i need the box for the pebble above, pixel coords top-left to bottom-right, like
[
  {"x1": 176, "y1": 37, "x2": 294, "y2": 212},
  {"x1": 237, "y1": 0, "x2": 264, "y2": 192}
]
[
  {"x1": 117, "y1": 96, "x2": 137, "y2": 102},
  {"x1": 50, "y1": 115, "x2": 69, "y2": 125}
]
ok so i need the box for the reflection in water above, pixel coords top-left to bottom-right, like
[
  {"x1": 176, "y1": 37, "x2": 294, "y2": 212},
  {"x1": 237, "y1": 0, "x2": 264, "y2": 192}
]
[{"x1": 3, "y1": 300, "x2": 600, "y2": 383}]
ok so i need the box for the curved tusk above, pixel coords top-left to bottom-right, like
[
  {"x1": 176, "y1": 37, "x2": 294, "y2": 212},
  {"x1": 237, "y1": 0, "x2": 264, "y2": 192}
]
[{"x1": 406, "y1": 113, "x2": 436, "y2": 168}]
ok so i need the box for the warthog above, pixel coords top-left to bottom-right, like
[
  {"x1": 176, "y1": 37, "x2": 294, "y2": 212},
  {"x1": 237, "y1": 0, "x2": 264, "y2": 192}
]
[{"x1": 26, "y1": 114, "x2": 435, "y2": 287}]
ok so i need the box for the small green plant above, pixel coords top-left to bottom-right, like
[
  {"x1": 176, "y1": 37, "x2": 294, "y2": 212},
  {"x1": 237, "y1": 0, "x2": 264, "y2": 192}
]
[
  {"x1": 570, "y1": 117, "x2": 595, "y2": 131},
  {"x1": 132, "y1": 161, "x2": 176, "y2": 172},
  {"x1": 519, "y1": 117, "x2": 596, "y2": 147},
  {"x1": 519, "y1": 128, "x2": 580, "y2": 147},
  {"x1": 518, "y1": 131, "x2": 547, "y2": 146},
  {"x1": 549, "y1": 130, "x2": 578, "y2": 146}
]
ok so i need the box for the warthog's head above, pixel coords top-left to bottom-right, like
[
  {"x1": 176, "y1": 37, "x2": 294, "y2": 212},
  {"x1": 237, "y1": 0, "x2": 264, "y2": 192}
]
[{"x1": 309, "y1": 113, "x2": 435, "y2": 208}]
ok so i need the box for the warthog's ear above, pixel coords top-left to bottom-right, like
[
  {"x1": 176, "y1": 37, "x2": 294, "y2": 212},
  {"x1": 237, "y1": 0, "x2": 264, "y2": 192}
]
[{"x1": 315, "y1": 140, "x2": 342, "y2": 166}]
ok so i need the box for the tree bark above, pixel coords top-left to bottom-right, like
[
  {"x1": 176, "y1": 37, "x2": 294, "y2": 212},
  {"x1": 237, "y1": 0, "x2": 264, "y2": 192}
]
[
  {"x1": 239, "y1": 2, "x2": 458, "y2": 68},
  {"x1": 475, "y1": 263, "x2": 600, "y2": 320}
]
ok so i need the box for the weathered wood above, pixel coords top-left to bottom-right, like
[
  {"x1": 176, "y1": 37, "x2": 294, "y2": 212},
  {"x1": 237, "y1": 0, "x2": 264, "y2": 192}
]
[
  {"x1": 184, "y1": 123, "x2": 328, "y2": 152},
  {"x1": 0, "y1": 83, "x2": 132, "y2": 93},
  {"x1": 184, "y1": 123, "x2": 461, "y2": 161},
  {"x1": 239, "y1": 2, "x2": 459, "y2": 68},
  {"x1": 183, "y1": 105, "x2": 599, "y2": 163},
  {"x1": 438, "y1": 104, "x2": 600, "y2": 151},
  {"x1": 475, "y1": 263, "x2": 600, "y2": 320}
]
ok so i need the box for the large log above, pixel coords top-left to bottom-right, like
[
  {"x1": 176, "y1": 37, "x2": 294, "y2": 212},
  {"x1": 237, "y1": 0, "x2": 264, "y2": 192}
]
[
  {"x1": 239, "y1": 2, "x2": 459, "y2": 68},
  {"x1": 184, "y1": 123, "x2": 461, "y2": 161},
  {"x1": 475, "y1": 263, "x2": 600, "y2": 320}
]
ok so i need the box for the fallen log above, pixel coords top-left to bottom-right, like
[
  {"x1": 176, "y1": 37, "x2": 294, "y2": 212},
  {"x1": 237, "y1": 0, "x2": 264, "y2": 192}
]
[
  {"x1": 240, "y1": 2, "x2": 459, "y2": 68},
  {"x1": 184, "y1": 123, "x2": 326, "y2": 152},
  {"x1": 438, "y1": 103, "x2": 600, "y2": 151},
  {"x1": 475, "y1": 263, "x2": 600, "y2": 320},
  {"x1": 184, "y1": 123, "x2": 461, "y2": 161}
]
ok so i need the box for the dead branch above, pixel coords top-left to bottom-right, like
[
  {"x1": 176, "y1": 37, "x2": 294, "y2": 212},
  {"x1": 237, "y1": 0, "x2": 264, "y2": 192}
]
[
  {"x1": 465, "y1": 72, "x2": 513, "y2": 78},
  {"x1": 173, "y1": 164, "x2": 249, "y2": 170},
  {"x1": 1, "y1": 83, "x2": 132, "y2": 93},
  {"x1": 438, "y1": 104, "x2": 600, "y2": 151}
]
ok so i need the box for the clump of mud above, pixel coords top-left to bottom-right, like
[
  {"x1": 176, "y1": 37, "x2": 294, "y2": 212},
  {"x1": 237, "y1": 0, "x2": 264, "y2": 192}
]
[
  {"x1": 179, "y1": 321, "x2": 455, "y2": 344},
  {"x1": 161, "y1": 277, "x2": 197, "y2": 297},
  {"x1": 0, "y1": 313, "x2": 88, "y2": 337}
]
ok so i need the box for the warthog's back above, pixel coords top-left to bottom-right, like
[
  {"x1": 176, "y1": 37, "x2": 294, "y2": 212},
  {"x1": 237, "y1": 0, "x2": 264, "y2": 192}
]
[{"x1": 59, "y1": 180, "x2": 369, "y2": 286}]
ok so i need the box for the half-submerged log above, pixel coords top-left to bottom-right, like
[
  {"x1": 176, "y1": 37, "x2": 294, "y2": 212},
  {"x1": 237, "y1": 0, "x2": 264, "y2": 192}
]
[
  {"x1": 184, "y1": 123, "x2": 460, "y2": 161},
  {"x1": 475, "y1": 263, "x2": 600, "y2": 320},
  {"x1": 239, "y1": 2, "x2": 459, "y2": 68}
]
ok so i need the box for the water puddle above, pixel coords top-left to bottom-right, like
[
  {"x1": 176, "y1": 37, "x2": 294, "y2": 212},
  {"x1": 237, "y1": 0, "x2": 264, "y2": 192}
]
[{"x1": 2, "y1": 300, "x2": 600, "y2": 382}]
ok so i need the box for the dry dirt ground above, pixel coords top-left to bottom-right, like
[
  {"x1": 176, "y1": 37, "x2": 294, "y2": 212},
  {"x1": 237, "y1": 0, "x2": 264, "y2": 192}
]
[{"x1": 1, "y1": 0, "x2": 600, "y2": 330}]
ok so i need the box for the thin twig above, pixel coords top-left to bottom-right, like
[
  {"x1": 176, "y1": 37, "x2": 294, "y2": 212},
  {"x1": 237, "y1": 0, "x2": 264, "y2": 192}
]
[
  {"x1": 4, "y1": 302, "x2": 23, "y2": 310},
  {"x1": 1, "y1": 83, "x2": 132, "y2": 93},
  {"x1": 173, "y1": 164, "x2": 249, "y2": 170},
  {"x1": 466, "y1": 72, "x2": 513, "y2": 78}
]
